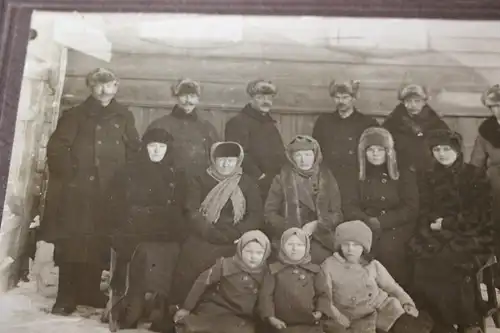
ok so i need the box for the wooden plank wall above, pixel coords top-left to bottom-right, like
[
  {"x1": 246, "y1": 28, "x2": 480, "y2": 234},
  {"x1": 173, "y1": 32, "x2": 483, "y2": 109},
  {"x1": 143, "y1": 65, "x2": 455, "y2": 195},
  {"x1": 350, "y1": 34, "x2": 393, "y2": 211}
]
[{"x1": 62, "y1": 34, "x2": 500, "y2": 161}]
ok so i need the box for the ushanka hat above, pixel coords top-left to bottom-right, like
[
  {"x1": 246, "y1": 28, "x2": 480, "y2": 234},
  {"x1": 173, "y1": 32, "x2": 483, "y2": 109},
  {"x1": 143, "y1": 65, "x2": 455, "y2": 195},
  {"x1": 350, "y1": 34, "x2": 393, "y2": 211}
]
[
  {"x1": 398, "y1": 84, "x2": 429, "y2": 101},
  {"x1": 329, "y1": 80, "x2": 360, "y2": 98},
  {"x1": 335, "y1": 220, "x2": 373, "y2": 253},
  {"x1": 141, "y1": 128, "x2": 174, "y2": 145},
  {"x1": 211, "y1": 141, "x2": 244, "y2": 159},
  {"x1": 481, "y1": 84, "x2": 500, "y2": 107},
  {"x1": 171, "y1": 78, "x2": 201, "y2": 97},
  {"x1": 358, "y1": 127, "x2": 399, "y2": 181},
  {"x1": 426, "y1": 129, "x2": 463, "y2": 153},
  {"x1": 85, "y1": 68, "x2": 118, "y2": 87},
  {"x1": 246, "y1": 79, "x2": 278, "y2": 97}
]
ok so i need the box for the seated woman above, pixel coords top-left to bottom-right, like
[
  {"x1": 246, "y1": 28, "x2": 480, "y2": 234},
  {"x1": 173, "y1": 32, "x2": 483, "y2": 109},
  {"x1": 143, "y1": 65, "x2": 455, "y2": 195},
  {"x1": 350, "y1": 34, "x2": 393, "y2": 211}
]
[
  {"x1": 409, "y1": 129, "x2": 495, "y2": 333},
  {"x1": 104, "y1": 128, "x2": 186, "y2": 332},
  {"x1": 265, "y1": 135, "x2": 343, "y2": 264},
  {"x1": 173, "y1": 230, "x2": 271, "y2": 333},
  {"x1": 170, "y1": 141, "x2": 264, "y2": 310},
  {"x1": 343, "y1": 127, "x2": 418, "y2": 289}
]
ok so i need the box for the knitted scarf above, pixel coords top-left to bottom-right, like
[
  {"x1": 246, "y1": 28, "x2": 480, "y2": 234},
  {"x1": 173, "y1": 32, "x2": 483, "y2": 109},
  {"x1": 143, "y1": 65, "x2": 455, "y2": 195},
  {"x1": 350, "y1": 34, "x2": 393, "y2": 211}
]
[{"x1": 200, "y1": 142, "x2": 246, "y2": 225}]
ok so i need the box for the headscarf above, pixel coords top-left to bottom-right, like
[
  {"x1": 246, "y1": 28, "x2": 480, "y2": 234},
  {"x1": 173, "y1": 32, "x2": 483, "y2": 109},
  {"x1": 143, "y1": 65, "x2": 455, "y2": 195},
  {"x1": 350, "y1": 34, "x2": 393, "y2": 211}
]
[
  {"x1": 278, "y1": 227, "x2": 312, "y2": 265},
  {"x1": 232, "y1": 230, "x2": 271, "y2": 274},
  {"x1": 200, "y1": 142, "x2": 246, "y2": 225},
  {"x1": 285, "y1": 135, "x2": 323, "y2": 178}
]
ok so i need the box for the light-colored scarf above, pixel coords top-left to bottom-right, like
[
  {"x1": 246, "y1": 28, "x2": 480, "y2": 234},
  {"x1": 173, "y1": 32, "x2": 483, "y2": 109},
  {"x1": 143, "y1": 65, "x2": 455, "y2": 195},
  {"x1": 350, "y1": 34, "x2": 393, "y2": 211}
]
[{"x1": 200, "y1": 142, "x2": 246, "y2": 225}]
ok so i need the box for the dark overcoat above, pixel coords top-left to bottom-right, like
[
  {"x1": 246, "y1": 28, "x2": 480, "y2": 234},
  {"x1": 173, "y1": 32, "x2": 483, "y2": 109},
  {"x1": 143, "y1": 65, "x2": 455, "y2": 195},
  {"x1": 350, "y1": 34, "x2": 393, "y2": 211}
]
[
  {"x1": 312, "y1": 109, "x2": 378, "y2": 198},
  {"x1": 146, "y1": 106, "x2": 219, "y2": 177},
  {"x1": 170, "y1": 171, "x2": 264, "y2": 305},
  {"x1": 343, "y1": 164, "x2": 419, "y2": 287},
  {"x1": 40, "y1": 97, "x2": 140, "y2": 265},
  {"x1": 383, "y1": 104, "x2": 449, "y2": 172},
  {"x1": 225, "y1": 104, "x2": 286, "y2": 200}
]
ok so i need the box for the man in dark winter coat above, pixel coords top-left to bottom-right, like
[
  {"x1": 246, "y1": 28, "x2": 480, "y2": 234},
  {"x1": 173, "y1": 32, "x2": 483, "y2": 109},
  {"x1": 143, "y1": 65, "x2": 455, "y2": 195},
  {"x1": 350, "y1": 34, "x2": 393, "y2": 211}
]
[
  {"x1": 225, "y1": 79, "x2": 286, "y2": 201},
  {"x1": 146, "y1": 79, "x2": 219, "y2": 178},
  {"x1": 383, "y1": 84, "x2": 450, "y2": 172},
  {"x1": 40, "y1": 68, "x2": 141, "y2": 315},
  {"x1": 312, "y1": 80, "x2": 378, "y2": 199}
]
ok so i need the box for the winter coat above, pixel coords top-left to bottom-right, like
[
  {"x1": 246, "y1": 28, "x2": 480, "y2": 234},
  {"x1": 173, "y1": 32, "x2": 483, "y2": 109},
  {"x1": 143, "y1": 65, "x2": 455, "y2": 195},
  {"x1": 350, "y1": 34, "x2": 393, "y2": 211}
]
[
  {"x1": 264, "y1": 165, "x2": 343, "y2": 264},
  {"x1": 258, "y1": 262, "x2": 333, "y2": 329},
  {"x1": 41, "y1": 96, "x2": 140, "y2": 265},
  {"x1": 383, "y1": 104, "x2": 449, "y2": 172},
  {"x1": 321, "y1": 253, "x2": 415, "y2": 332},
  {"x1": 225, "y1": 104, "x2": 286, "y2": 200},
  {"x1": 146, "y1": 106, "x2": 219, "y2": 177},
  {"x1": 343, "y1": 164, "x2": 419, "y2": 286},
  {"x1": 178, "y1": 257, "x2": 266, "y2": 333},
  {"x1": 170, "y1": 171, "x2": 264, "y2": 305},
  {"x1": 312, "y1": 109, "x2": 378, "y2": 198}
]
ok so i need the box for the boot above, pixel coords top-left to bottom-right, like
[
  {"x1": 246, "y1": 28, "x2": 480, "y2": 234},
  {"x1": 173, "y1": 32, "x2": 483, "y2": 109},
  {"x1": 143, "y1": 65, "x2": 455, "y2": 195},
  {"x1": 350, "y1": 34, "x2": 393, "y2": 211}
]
[
  {"x1": 391, "y1": 314, "x2": 434, "y2": 333},
  {"x1": 76, "y1": 263, "x2": 108, "y2": 308},
  {"x1": 51, "y1": 262, "x2": 77, "y2": 316},
  {"x1": 149, "y1": 295, "x2": 175, "y2": 333}
]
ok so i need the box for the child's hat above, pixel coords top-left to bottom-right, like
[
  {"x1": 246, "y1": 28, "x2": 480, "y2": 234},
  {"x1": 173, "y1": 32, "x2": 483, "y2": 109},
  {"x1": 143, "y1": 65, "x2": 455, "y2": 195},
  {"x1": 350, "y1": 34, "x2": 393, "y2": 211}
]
[{"x1": 334, "y1": 220, "x2": 373, "y2": 252}]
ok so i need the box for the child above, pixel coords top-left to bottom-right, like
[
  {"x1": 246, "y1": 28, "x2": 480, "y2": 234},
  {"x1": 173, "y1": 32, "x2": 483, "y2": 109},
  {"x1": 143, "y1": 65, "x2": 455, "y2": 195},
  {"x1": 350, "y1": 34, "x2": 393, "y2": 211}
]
[
  {"x1": 173, "y1": 230, "x2": 271, "y2": 333},
  {"x1": 259, "y1": 227, "x2": 347, "y2": 333},
  {"x1": 322, "y1": 220, "x2": 430, "y2": 333}
]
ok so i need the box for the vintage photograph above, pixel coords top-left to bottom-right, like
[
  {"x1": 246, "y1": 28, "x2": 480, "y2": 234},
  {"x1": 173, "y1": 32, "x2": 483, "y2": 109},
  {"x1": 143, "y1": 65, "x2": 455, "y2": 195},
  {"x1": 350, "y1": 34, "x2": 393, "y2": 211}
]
[{"x1": 1, "y1": 10, "x2": 500, "y2": 333}]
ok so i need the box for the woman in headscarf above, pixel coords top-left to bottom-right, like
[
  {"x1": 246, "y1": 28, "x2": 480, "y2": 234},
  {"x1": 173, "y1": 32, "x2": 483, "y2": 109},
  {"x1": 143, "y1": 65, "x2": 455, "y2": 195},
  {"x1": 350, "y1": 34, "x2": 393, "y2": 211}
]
[
  {"x1": 173, "y1": 230, "x2": 271, "y2": 333},
  {"x1": 264, "y1": 135, "x2": 343, "y2": 264},
  {"x1": 170, "y1": 141, "x2": 264, "y2": 310},
  {"x1": 103, "y1": 128, "x2": 186, "y2": 332},
  {"x1": 409, "y1": 129, "x2": 494, "y2": 333},
  {"x1": 342, "y1": 127, "x2": 419, "y2": 289}
]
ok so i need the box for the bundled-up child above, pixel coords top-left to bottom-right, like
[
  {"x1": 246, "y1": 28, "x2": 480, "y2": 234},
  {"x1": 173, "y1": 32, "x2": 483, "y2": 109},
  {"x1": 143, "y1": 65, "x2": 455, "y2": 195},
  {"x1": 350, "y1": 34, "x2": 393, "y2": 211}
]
[
  {"x1": 258, "y1": 227, "x2": 347, "y2": 333},
  {"x1": 173, "y1": 230, "x2": 271, "y2": 333},
  {"x1": 321, "y1": 220, "x2": 432, "y2": 333}
]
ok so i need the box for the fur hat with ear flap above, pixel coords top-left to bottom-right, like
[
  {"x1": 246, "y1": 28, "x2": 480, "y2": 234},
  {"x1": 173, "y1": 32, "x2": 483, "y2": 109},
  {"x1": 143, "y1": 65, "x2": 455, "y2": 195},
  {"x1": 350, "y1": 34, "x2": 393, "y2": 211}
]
[
  {"x1": 398, "y1": 84, "x2": 429, "y2": 101},
  {"x1": 481, "y1": 84, "x2": 500, "y2": 107},
  {"x1": 171, "y1": 78, "x2": 201, "y2": 97},
  {"x1": 358, "y1": 127, "x2": 399, "y2": 181},
  {"x1": 335, "y1": 220, "x2": 373, "y2": 253},
  {"x1": 329, "y1": 80, "x2": 361, "y2": 99}
]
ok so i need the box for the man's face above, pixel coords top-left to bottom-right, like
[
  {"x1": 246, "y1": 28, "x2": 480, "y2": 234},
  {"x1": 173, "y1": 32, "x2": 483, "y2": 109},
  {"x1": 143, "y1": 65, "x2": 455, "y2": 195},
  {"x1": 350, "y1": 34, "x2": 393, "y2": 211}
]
[
  {"x1": 91, "y1": 81, "x2": 118, "y2": 105},
  {"x1": 177, "y1": 93, "x2": 200, "y2": 114},
  {"x1": 333, "y1": 93, "x2": 355, "y2": 113},
  {"x1": 404, "y1": 96, "x2": 426, "y2": 116},
  {"x1": 250, "y1": 93, "x2": 274, "y2": 113}
]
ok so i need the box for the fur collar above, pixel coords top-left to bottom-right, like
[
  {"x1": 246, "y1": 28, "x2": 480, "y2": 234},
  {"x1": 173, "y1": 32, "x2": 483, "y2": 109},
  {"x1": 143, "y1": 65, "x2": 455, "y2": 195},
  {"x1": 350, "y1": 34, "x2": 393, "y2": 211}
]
[{"x1": 478, "y1": 116, "x2": 500, "y2": 148}]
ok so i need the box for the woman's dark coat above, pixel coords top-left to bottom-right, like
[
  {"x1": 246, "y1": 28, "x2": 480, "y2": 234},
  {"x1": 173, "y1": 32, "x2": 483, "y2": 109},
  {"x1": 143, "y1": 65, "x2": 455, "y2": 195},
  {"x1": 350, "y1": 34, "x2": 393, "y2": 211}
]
[
  {"x1": 40, "y1": 96, "x2": 140, "y2": 265},
  {"x1": 343, "y1": 164, "x2": 419, "y2": 286},
  {"x1": 170, "y1": 171, "x2": 264, "y2": 306},
  {"x1": 408, "y1": 161, "x2": 494, "y2": 327},
  {"x1": 383, "y1": 104, "x2": 449, "y2": 172},
  {"x1": 103, "y1": 137, "x2": 187, "y2": 296}
]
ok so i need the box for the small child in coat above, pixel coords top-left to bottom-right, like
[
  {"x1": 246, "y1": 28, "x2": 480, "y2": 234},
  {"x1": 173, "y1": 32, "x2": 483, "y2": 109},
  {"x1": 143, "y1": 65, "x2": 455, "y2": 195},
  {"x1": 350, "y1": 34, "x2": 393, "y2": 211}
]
[
  {"x1": 173, "y1": 230, "x2": 271, "y2": 333},
  {"x1": 322, "y1": 220, "x2": 431, "y2": 333},
  {"x1": 259, "y1": 227, "x2": 347, "y2": 333}
]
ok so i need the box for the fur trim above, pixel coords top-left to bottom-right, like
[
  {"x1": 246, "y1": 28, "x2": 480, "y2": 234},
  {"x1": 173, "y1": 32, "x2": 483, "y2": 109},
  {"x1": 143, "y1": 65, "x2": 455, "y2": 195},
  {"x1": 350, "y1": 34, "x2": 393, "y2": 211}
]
[
  {"x1": 246, "y1": 79, "x2": 277, "y2": 96},
  {"x1": 426, "y1": 129, "x2": 462, "y2": 153},
  {"x1": 358, "y1": 127, "x2": 399, "y2": 181},
  {"x1": 329, "y1": 80, "x2": 360, "y2": 98},
  {"x1": 481, "y1": 84, "x2": 500, "y2": 107},
  {"x1": 85, "y1": 68, "x2": 118, "y2": 87},
  {"x1": 398, "y1": 84, "x2": 428, "y2": 101},
  {"x1": 171, "y1": 78, "x2": 201, "y2": 97}
]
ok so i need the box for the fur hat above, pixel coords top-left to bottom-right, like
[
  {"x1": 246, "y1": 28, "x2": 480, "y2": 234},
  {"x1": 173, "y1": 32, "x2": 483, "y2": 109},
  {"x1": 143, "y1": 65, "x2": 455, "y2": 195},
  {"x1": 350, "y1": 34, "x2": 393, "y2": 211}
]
[
  {"x1": 212, "y1": 141, "x2": 243, "y2": 159},
  {"x1": 141, "y1": 128, "x2": 174, "y2": 145},
  {"x1": 398, "y1": 84, "x2": 429, "y2": 101},
  {"x1": 171, "y1": 78, "x2": 201, "y2": 97},
  {"x1": 335, "y1": 220, "x2": 373, "y2": 253},
  {"x1": 358, "y1": 127, "x2": 399, "y2": 181},
  {"x1": 85, "y1": 68, "x2": 118, "y2": 87},
  {"x1": 287, "y1": 135, "x2": 317, "y2": 153},
  {"x1": 246, "y1": 79, "x2": 277, "y2": 97},
  {"x1": 329, "y1": 80, "x2": 360, "y2": 98},
  {"x1": 481, "y1": 84, "x2": 500, "y2": 107},
  {"x1": 426, "y1": 129, "x2": 463, "y2": 153}
]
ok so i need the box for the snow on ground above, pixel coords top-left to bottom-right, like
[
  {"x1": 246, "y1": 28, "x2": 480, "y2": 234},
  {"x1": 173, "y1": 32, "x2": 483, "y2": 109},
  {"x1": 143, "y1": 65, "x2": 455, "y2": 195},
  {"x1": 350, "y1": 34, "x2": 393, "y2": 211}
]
[{"x1": 0, "y1": 281, "x2": 151, "y2": 333}]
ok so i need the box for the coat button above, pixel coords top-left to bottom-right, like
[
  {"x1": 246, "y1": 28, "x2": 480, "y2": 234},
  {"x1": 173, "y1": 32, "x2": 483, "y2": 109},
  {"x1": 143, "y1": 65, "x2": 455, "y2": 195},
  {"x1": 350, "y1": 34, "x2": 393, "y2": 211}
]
[
  {"x1": 253, "y1": 288, "x2": 258, "y2": 294},
  {"x1": 167, "y1": 200, "x2": 171, "y2": 204},
  {"x1": 292, "y1": 269, "x2": 299, "y2": 274},
  {"x1": 116, "y1": 141, "x2": 120, "y2": 144},
  {"x1": 380, "y1": 210, "x2": 386, "y2": 215},
  {"x1": 299, "y1": 274, "x2": 305, "y2": 280},
  {"x1": 97, "y1": 141, "x2": 102, "y2": 145},
  {"x1": 242, "y1": 276, "x2": 249, "y2": 281},
  {"x1": 96, "y1": 125, "x2": 101, "y2": 130},
  {"x1": 114, "y1": 124, "x2": 120, "y2": 128},
  {"x1": 348, "y1": 137, "x2": 353, "y2": 141},
  {"x1": 351, "y1": 296, "x2": 356, "y2": 302},
  {"x1": 381, "y1": 179, "x2": 387, "y2": 184},
  {"x1": 89, "y1": 176, "x2": 95, "y2": 181},
  {"x1": 348, "y1": 150, "x2": 354, "y2": 155},
  {"x1": 381, "y1": 196, "x2": 386, "y2": 201},
  {"x1": 169, "y1": 183, "x2": 175, "y2": 188}
]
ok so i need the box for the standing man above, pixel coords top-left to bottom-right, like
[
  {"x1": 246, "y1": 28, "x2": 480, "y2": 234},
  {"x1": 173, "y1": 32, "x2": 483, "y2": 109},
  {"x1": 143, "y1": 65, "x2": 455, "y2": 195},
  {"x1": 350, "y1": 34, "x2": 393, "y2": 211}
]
[
  {"x1": 41, "y1": 68, "x2": 140, "y2": 315},
  {"x1": 312, "y1": 80, "x2": 378, "y2": 199},
  {"x1": 224, "y1": 79, "x2": 286, "y2": 201},
  {"x1": 146, "y1": 78, "x2": 219, "y2": 178},
  {"x1": 383, "y1": 84, "x2": 449, "y2": 172}
]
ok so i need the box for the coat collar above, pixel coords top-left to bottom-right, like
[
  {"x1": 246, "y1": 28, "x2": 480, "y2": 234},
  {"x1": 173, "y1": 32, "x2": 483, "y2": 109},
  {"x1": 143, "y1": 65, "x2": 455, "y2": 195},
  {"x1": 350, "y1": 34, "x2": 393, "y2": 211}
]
[
  {"x1": 269, "y1": 261, "x2": 320, "y2": 275},
  {"x1": 386, "y1": 103, "x2": 445, "y2": 136},
  {"x1": 478, "y1": 116, "x2": 500, "y2": 148},
  {"x1": 330, "y1": 107, "x2": 364, "y2": 121},
  {"x1": 242, "y1": 104, "x2": 276, "y2": 124},
  {"x1": 81, "y1": 96, "x2": 124, "y2": 118},
  {"x1": 171, "y1": 104, "x2": 199, "y2": 121}
]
